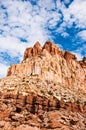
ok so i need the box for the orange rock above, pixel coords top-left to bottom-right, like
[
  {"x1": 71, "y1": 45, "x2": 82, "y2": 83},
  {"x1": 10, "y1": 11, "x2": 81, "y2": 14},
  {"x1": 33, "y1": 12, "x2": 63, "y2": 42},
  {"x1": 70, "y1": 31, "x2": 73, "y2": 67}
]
[
  {"x1": 14, "y1": 125, "x2": 40, "y2": 130},
  {"x1": 80, "y1": 57, "x2": 86, "y2": 69},
  {"x1": 6, "y1": 41, "x2": 86, "y2": 93},
  {"x1": 0, "y1": 41, "x2": 86, "y2": 130},
  {"x1": 24, "y1": 41, "x2": 42, "y2": 60},
  {"x1": 43, "y1": 41, "x2": 59, "y2": 55},
  {"x1": 64, "y1": 51, "x2": 77, "y2": 62}
]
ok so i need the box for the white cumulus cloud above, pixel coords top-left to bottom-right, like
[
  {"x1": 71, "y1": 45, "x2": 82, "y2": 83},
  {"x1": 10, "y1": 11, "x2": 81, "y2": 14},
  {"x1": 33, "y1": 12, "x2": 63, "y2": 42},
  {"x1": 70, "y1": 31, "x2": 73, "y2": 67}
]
[
  {"x1": 0, "y1": 63, "x2": 9, "y2": 78},
  {"x1": 77, "y1": 30, "x2": 86, "y2": 41}
]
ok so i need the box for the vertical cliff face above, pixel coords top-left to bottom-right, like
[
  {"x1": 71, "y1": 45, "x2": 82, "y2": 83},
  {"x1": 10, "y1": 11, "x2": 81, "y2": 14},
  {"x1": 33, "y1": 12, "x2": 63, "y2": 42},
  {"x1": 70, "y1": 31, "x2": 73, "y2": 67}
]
[
  {"x1": 0, "y1": 41, "x2": 86, "y2": 130},
  {"x1": 24, "y1": 41, "x2": 42, "y2": 60},
  {"x1": 7, "y1": 41, "x2": 86, "y2": 92}
]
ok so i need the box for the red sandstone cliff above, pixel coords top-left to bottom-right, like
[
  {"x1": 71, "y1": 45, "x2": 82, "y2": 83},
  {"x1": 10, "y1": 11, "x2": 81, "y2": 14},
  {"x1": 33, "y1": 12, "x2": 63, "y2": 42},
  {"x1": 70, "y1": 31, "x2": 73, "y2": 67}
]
[
  {"x1": 7, "y1": 41, "x2": 86, "y2": 92},
  {"x1": 0, "y1": 41, "x2": 86, "y2": 130}
]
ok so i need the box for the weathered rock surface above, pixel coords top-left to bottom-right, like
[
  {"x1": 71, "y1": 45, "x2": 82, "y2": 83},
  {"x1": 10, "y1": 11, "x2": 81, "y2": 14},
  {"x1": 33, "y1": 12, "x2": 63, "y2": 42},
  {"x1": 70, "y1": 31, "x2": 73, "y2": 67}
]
[
  {"x1": 0, "y1": 41, "x2": 86, "y2": 130},
  {"x1": 7, "y1": 41, "x2": 86, "y2": 92},
  {"x1": 24, "y1": 41, "x2": 42, "y2": 60},
  {"x1": 0, "y1": 92, "x2": 86, "y2": 130}
]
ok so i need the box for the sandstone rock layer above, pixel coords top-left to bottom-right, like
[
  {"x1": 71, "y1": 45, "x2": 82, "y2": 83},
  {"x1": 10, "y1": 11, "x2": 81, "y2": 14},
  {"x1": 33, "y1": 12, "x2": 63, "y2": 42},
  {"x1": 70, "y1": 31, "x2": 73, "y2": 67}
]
[
  {"x1": 0, "y1": 41, "x2": 86, "y2": 130},
  {"x1": 7, "y1": 41, "x2": 86, "y2": 91}
]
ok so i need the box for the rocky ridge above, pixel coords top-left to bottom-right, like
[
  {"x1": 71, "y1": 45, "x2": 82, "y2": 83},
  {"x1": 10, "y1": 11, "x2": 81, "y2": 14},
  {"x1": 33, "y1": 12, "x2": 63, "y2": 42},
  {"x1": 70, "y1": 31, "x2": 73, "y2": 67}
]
[
  {"x1": 0, "y1": 41, "x2": 86, "y2": 130},
  {"x1": 7, "y1": 41, "x2": 86, "y2": 91}
]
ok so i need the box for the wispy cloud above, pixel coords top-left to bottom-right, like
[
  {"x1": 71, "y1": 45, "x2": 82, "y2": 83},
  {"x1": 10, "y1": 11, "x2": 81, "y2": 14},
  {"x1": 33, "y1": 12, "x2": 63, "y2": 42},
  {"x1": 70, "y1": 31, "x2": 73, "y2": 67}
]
[
  {"x1": 60, "y1": 0, "x2": 86, "y2": 29},
  {"x1": 0, "y1": 63, "x2": 9, "y2": 78},
  {"x1": 77, "y1": 30, "x2": 86, "y2": 41},
  {"x1": 0, "y1": 36, "x2": 27, "y2": 58}
]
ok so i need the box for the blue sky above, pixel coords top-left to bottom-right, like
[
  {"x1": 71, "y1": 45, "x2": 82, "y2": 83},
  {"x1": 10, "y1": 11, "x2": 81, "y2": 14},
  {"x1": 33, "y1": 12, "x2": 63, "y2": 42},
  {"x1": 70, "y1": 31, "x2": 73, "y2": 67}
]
[{"x1": 0, "y1": 0, "x2": 86, "y2": 77}]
